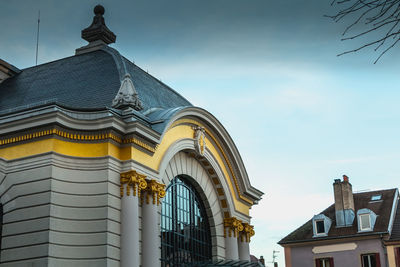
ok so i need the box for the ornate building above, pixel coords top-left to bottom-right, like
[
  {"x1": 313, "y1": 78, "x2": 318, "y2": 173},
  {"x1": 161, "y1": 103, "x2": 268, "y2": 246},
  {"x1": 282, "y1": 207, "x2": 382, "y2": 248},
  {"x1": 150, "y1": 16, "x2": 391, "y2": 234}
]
[{"x1": 0, "y1": 5, "x2": 263, "y2": 267}]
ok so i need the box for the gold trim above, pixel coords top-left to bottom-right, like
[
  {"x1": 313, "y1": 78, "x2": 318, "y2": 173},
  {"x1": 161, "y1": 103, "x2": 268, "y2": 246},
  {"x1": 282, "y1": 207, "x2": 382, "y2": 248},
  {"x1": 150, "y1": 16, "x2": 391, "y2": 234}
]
[
  {"x1": 169, "y1": 119, "x2": 253, "y2": 205},
  {"x1": 223, "y1": 217, "x2": 244, "y2": 238},
  {"x1": 241, "y1": 223, "x2": 255, "y2": 243},
  {"x1": 120, "y1": 170, "x2": 148, "y2": 197},
  {"x1": 0, "y1": 128, "x2": 156, "y2": 153},
  {"x1": 141, "y1": 179, "x2": 166, "y2": 206}
]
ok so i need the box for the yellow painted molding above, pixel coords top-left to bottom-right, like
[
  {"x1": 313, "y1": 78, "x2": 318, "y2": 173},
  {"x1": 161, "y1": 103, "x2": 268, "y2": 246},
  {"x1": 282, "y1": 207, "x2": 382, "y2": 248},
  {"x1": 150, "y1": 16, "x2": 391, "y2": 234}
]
[
  {"x1": 169, "y1": 119, "x2": 253, "y2": 206},
  {"x1": 0, "y1": 128, "x2": 155, "y2": 153},
  {"x1": 0, "y1": 118, "x2": 252, "y2": 215}
]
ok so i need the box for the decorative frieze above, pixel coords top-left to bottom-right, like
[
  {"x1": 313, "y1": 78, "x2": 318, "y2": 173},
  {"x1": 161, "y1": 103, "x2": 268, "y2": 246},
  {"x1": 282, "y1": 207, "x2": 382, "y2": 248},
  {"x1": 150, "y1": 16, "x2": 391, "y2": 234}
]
[
  {"x1": 141, "y1": 179, "x2": 166, "y2": 205},
  {"x1": 0, "y1": 127, "x2": 156, "y2": 153},
  {"x1": 224, "y1": 217, "x2": 244, "y2": 238},
  {"x1": 120, "y1": 170, "x2": 147, "y2": 197},
  {"x1": 241, "y1": 223, "x2": 255, "y2": 243}
]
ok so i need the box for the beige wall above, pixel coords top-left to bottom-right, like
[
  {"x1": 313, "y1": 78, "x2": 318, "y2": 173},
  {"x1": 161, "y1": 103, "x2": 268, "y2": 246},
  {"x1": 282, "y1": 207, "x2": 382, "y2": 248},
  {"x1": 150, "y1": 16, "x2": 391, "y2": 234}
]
[
  {"x1": 387, "y1": 245, "x2": 400, "y2": 267},
  {"x1": 284, "y1": 247, "x2": 291, "y2": 267}
]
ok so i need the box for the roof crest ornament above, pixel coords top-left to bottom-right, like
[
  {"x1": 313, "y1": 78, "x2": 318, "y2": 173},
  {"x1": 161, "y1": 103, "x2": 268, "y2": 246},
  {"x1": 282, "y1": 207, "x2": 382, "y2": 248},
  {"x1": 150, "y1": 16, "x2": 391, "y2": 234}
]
[
  {"x1": 76, "y1": 5, "x2": 116, "y2": 55},
  {"x1": 112, "y1": 74, "x2": 143, "y2": 111}
]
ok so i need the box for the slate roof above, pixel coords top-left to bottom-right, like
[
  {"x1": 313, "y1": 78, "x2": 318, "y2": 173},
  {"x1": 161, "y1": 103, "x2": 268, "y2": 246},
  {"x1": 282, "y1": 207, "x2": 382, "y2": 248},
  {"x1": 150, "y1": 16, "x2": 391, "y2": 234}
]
[
  {"x1": 279, "y1": 189, "x2": 398, "y2": 245},
  {"x1": 388, "y1": 199, "x2": 400, "y2": 241},
  {"x1": 0, "y1": 48, "x2": 191, "y2": 115}
]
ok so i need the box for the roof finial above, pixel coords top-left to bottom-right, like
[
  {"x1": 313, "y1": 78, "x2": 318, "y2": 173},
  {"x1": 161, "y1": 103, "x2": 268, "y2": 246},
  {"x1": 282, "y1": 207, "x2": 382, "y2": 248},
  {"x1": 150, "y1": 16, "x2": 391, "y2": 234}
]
[{"x1": 81, "y1": 4, "x2": 116, "y2": 45}]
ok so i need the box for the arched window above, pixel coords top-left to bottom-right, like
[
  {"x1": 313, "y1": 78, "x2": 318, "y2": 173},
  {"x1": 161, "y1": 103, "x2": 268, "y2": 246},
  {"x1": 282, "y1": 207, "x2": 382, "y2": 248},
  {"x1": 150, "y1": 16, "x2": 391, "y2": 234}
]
[{"x1": 161, "y1": 176, "x2": 212, "y2": 266}]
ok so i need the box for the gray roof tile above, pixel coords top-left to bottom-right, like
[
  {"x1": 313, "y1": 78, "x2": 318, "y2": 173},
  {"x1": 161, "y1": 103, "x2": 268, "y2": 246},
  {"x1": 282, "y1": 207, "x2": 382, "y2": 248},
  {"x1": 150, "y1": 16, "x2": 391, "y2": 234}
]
[{"x1": 0, "y1": 49, "x2": 191, "y2": 114}]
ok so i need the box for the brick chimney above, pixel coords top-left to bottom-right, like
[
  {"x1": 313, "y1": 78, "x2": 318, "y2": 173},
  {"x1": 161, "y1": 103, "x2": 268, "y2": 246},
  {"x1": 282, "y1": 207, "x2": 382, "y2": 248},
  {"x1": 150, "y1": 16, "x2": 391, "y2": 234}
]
[{"x1": 333, "y1": 175, "x2": 355, "y2": 227}]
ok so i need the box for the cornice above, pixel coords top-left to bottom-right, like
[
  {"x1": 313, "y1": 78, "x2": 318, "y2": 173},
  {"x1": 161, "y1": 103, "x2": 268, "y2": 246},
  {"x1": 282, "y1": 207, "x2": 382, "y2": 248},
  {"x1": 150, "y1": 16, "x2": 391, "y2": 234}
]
[
  {"x1": 0, "y1": 127, "x2": 156, "y2": 153},
  {"x1": 0, "y1": 105, "x2": 161, "y2": 144}
]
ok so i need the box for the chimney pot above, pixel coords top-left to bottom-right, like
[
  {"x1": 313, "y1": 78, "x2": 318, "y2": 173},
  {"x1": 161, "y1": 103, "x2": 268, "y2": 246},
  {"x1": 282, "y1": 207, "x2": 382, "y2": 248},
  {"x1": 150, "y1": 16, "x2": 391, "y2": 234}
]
[{"x1": 343, "y1": 175, "x2": 349, "y2": 182}]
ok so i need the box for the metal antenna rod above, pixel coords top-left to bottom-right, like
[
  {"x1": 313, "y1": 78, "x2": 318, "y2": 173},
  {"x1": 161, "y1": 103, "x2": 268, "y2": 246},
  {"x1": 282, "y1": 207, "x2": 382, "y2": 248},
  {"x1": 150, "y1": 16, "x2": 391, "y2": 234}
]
[{"x1": 35, "y1": 10, "x2": 40, "y2": 66}]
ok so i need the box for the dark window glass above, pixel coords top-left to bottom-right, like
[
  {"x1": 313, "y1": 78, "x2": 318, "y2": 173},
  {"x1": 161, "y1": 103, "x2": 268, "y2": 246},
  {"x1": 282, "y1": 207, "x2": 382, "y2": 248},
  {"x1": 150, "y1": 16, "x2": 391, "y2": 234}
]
[
  {"x1": 316, "y1": 220, "x2": 325, "y2": 234},
  {"x1": 161, "y1": 176, "x2": 212, "y2": 266},
  {"x1": 316, "y1": 258, "x2": 333, "y2": 267},
  {"x1": 362, "y1": 254, "x2": 378, "y2": 267}
]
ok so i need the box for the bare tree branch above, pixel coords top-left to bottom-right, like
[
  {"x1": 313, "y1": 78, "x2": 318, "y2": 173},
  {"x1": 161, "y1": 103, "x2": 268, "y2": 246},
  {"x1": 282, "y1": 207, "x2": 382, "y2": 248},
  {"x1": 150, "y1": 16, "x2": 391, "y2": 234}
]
[{"x1": 329, "y1": 0, "x2": 400, "y2": 62}]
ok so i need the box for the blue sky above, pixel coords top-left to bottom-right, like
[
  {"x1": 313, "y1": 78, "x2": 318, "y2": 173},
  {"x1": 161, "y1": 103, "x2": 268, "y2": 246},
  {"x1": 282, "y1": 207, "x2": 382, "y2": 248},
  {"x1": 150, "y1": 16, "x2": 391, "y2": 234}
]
[{"x1": 2, "y1": 1, "x2": 400, "y2": 266}]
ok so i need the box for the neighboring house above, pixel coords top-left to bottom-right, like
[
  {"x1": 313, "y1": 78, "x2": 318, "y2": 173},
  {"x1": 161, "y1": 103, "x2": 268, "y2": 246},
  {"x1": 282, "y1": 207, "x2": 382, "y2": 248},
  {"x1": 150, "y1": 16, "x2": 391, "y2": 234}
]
[
  {"x1": 385, "y1": 203, "x2": 400, "y2": 266},
  {"x1": 0, "y1": 5, "x2": 263, "y2": 267},
  {"x1": 279, "y1": 175, "x2": 399, "y2": 267}
]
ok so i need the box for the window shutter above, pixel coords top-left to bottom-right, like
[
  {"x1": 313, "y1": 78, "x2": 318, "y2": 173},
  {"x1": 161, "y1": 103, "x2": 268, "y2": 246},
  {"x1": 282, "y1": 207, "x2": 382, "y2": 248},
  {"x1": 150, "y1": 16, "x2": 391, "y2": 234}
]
[
  {"x1": 375, "y1": 253, "x2": 381, "y2": 267},
  {"x1": 315, "y1": 259, "x2": 321, "y2": 267},
  {"x1": 329, "y1": 257, "x2": 334, "y2": 267},
  {"x1": 395, "y1": 247, "x2": 400, "y2": 267}
]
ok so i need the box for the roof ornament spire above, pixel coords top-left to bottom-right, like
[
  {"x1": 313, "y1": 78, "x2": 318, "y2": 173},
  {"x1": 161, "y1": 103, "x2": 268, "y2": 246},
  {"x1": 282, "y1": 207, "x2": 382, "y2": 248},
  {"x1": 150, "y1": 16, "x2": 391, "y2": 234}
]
[
  {"x1": 76, "y1": 5, "x2": 116, "y2": 55},
  {"x1": 112, "y1": 74, "x2": 143, "y2": 111}
]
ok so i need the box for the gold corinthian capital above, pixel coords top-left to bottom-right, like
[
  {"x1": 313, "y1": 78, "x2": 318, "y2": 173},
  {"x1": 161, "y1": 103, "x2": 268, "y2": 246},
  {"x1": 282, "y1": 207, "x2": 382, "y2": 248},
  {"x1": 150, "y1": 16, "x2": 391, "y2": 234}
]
[
  {"x1": 241, "y1": 223, "x2": 255, "y2": 242},
  {"x1": 141, "y1": 179, "x2": 166, "y2": 206},
  {"x1": 120, "y1": 170, "x2": 147, "y2": 197},
  {"x1": 224, "y1": 217, "x2": 244, "y2": 238}
]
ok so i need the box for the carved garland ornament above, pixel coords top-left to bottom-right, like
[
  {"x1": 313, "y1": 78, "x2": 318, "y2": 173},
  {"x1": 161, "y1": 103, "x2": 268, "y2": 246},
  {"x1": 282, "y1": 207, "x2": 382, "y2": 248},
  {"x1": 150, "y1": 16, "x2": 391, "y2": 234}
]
[
  {"x1": 120, "y1": 170, "x2": 147, "y2": 197},
  {"x1": 223, "y1": 217, "x2": 244, "y2": 238},
  {"x1": 141, "y1": 179, "x2": 166, "y2": 206}
]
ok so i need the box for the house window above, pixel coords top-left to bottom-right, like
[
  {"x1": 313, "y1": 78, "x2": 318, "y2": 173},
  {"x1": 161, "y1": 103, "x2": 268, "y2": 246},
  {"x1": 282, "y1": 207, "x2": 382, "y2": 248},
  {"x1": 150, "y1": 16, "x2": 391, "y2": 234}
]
[
  {"x1": 315, "y1": 258, "x2": 334, "y2": 267},
  {"x1": 359, "y1": 214, "x2": 371, "y2": 231},
  {"x1": 315, "y1": 220, "x2": 325, "y2": 234},
  {"x1": 361, "y1": 253, "x2": 381, "y2": 267},
  {"x1": 312, "y1": 214, "x2": 331, "y2": 237}
]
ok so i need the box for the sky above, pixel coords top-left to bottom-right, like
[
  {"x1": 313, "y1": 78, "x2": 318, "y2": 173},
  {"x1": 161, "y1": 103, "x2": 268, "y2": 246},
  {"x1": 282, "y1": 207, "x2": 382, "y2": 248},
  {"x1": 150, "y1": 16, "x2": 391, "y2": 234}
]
[{"x1": 2, "y1": 0, "x2": 400, "y2": 266}]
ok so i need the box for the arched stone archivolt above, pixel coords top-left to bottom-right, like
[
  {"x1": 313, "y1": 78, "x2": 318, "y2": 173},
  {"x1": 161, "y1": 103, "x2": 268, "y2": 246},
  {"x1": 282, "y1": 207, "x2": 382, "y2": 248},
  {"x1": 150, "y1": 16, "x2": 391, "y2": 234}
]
[{"x1": 161, "y1": 151, "x2": 226, "y2": 259}]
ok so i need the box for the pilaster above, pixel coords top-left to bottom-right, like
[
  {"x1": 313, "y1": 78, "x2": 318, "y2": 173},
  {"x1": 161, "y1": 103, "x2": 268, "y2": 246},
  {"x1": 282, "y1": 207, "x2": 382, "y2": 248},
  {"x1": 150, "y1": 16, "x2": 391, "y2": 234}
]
[
  {"x1": 141, "y1": 179, "x2": 166, "y2": 267},
  {"x1": 224, "y1": 217, "x2": 243, "y2": 260},
  {"x1": 120, "y1": 170, "x2": 147, "y2": 267}
]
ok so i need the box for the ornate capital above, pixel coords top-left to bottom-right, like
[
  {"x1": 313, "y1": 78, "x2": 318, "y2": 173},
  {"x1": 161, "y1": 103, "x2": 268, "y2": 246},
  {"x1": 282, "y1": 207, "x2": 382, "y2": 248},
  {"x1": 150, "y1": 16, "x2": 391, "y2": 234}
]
[
  {"x1": 224, "y1": 217, "x2": 244, "y2": 238},
  {"x1": 240, "y1": 223, "x2": 255, "y2": 242},
  {"x1": 141, "y1": 179, "x2": 166, "y2": 205},
  {"x1": 120, "y1": 170, "x2": 147, "y2": 197},
  {"x1": 193, "y1": 126, "x2": 206, "y2": 155}
]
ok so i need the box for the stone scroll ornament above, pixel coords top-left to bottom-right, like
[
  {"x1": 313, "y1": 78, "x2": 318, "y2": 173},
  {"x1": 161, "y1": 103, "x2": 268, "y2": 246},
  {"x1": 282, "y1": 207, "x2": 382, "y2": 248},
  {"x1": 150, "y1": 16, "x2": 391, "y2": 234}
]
[
  {"x1": 141, "y1": 179, "x2": 166, "y2": 206},
  {"x1": 120, "y1": 170, "x2": 148, "y2": 197},
  {"x1": 223, "y1": 217, "x2": 244, "y2": 238},
  {"x1": 193, "y1": 126, "x2": 206, "y2": 155}
]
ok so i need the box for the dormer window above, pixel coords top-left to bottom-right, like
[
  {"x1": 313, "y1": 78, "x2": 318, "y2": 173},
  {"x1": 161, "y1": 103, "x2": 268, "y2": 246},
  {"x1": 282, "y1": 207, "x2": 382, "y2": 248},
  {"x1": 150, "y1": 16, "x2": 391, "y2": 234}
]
[
  {"x1": 359, "y1": 214, "x2": 371, "y2": 231},
  {"x1": 315, "y1": 220, "x2": 325, "y2": 234},
  {"x1": 312, "y1": 214, "x2": 332, "y2": 237},
  {"x1": 357, "y1": 208, "x2": 377, "y2": 232}
]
